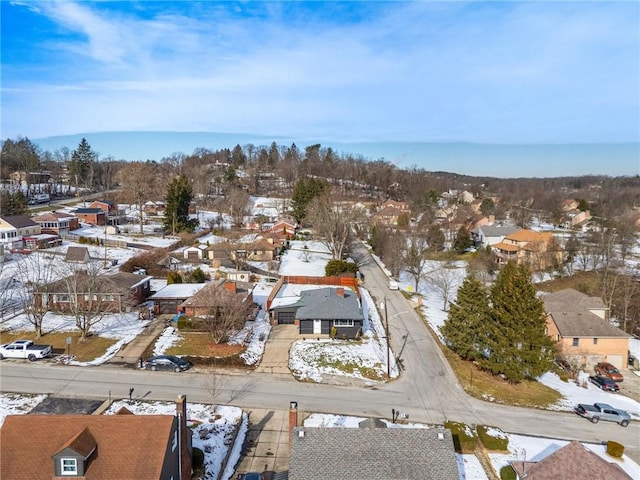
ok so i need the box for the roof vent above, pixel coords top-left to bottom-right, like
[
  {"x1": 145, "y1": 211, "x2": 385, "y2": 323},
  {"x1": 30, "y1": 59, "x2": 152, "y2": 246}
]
[
  {"x1": 298, "y1": 430, "x2": 305, "y2": 438},
  {"x1": 437, "y1": 432, "x2": 444, "y2": 440}
]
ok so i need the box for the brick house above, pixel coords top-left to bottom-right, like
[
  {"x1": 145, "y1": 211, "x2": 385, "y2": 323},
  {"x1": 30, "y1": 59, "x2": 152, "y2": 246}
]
[
  {"x1": 74, "y1": 207, "x2": 107, "y2": 226},
  {"x1": 32, "y1": 211, "x2": 80, "y2": 236},
  {"x1": 179, "y1": 280, "x2": 254, "y2": 317},
  {"x1": 543, "y1": 289, "x2": 630, "y2": 369},
  {"x1": 0, "y1": 395, "x2": 192, "y2": 480}
]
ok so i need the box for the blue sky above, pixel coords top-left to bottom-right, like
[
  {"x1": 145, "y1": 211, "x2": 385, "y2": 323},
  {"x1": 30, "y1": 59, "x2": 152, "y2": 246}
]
[{"x1": 1, "y1": 1, "x2": 639, "y2": 175}]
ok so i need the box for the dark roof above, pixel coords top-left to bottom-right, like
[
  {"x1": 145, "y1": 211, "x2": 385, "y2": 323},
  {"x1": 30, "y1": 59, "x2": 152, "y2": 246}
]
[
  {"x1": 289, "y1": 427, "x2": 458, "y2": 480},
  {"x1": 0, "y1": 414, "x2": 175, "y2": 480},
  {"x1": 74, "y1": 207, "x2": 104, "y2": 214},
  {"x1": 472, "y1": 224, "x2": 519, "y2": 237},
  {"x1": 65, "y1": 246, "x2": 90, "y2": 263},
  {"x1": 92, "y1": 199, "x2": 115, "y2": 206},
  {"x1": 543, "y1": 289, "x2": 628, "y2": 338},
  {"x1": 32, "y1": 211, "x2": 76, "y2": 222},
  {"x1": 510, "y1": 440, "x2": 632, "y2": 480},
  {"x1": 291, "y1": 287, "x2": 363, "y2": 321},
  {"x1": 1, "y1": 215, "x2": 38, "y2": 228}
]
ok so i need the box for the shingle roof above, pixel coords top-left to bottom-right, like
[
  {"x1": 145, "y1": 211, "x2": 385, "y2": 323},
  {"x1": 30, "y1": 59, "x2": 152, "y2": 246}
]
[
  {"x1": 56, "y1": 426, "x2": 97, "y2": 458},
  {"x1": 289, "y1": 427, "x2": 459, "y2": 480},
  {"x1": 32, "y1": 211, "x2": 76, "y2": 222},
  {"x1": 74, "y1": 207, "x2": 104, "y2": 214},
  {"x1": 473, "y1": 225, "x2": 519, "y2": 237},
  {"x1": 510, "y1": 441, "x2": 632, "y2": 480},
  {"x1": 65, "y1": 246, "x2": 90, "y2": 263},
  {"x1": 0, "y1": 414, "x2": 175, "y2": 480},
  {"x1": 0, "y1": 215, "x2": 38, "y2": 228},
  {"x1": 505, "y1": 229, "x2": 552, "y2": 243},
  {"x1": 543, "y1": 289, "x2": 628, "y2": 338},
  {"x1": 291, "y1": 287, "x2": 363, "y2": 321}
]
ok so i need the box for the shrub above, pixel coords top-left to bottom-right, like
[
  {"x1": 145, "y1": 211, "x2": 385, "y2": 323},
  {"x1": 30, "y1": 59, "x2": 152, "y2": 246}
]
[
  {"x1": 167, "y1": 271, "x2": 183, "y2": 284},
  {"x1": 189, "y1": 267, "x2": 207, "y2": 283},
  {"x1": 477, "y1": 425, "x2": 509, "y2": 451},
  {"x1": 78, "y1": 236, "x2": 85, "y2": 244},
  {"x1": 325, "y1": 259, "x2": 358, "y2": 277},
  {"x1": 444, "y1": 421, "x2": 477, "y2": 453},
  {"x1": 499, "y1": 465, "x2": 516, "y2": 480},
  {"x1": 607, "y1": 440, "x2": 624, "y2": 458},
  {"x1": 192, "y1": 447, "x2": 204, "y2": 468}
]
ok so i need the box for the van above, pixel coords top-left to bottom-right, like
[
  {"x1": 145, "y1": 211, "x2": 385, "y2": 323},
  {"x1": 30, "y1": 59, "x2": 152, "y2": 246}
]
[{"x1": 388, "y1": 280, "x2": 399, "y2": 290}]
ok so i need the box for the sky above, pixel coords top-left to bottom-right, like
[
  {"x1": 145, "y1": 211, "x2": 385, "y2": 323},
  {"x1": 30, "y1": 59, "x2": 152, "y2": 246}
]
[{"x1": 2, "y1": 1, "x2": 639, "y2": 176}]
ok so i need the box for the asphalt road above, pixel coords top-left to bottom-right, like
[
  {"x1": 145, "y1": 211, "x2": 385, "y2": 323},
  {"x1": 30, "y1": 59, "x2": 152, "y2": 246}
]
[{"x1": 1, "y1": 242, "x2": 639, "y2": 462}]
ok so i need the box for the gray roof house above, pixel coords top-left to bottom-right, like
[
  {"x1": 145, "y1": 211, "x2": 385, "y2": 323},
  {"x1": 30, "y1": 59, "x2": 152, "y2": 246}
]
[
  {"x1": 543, "y1": 289, "x2": 630, "y2": 369},
  {"x1": 470, "y1": 224, "x2": 519, "y2": 248},
  {"x1": 271, "y1": 287, "x2": 364, "y2": 338},
  {"x1": 289, "y1": 426, "x2": 459, "y2": 480}
]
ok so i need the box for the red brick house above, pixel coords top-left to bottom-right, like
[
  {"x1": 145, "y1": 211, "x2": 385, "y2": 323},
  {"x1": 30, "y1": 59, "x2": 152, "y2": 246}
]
[{"x1": 74, "y1": 207, "x2": 107, "y2": 226}]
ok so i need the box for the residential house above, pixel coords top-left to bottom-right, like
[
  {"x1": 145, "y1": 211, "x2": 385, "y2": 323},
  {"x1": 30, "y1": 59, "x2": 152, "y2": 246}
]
[
  {"x1": 65, "y1": 246, "x2": 91, "y2": 264},
  {"x1": 562, "y1": 209, "x2": 591, "y2": 230},
  {"x1": 183, "y1": 243, "x2": 208, "y2": 260},
  {"x1": 288, "y1": 404, "x2": 458, "y2": 480},
  {"x1": 34, "y1": 271, "x2": 153, "y2": 314},
  {"x1": 9, "y1": 170, "x2": 51, "y2": 185},
  {"x1": 373, "y1": 204, "x2": 406, "y2": 227},
  {"x1": 270, "y1": 286, "x2": 364, "y2": 338},
  {"x1": 207, "y1": 242, "x2": 233, "y2": 267},
  {"x1": 458, "y1": 190, "x2": 474, "y2": 204},
  {"x1": 74, "y1": 207, "x2": 107, "y2": 226},
  {"x1": 509, "y1": 440, "x2": 632, "y2": 480},
  {"x1": 0, "y1": 215, "x2": 41, "y2": 250},
  {"x1": 235, "y1": 237, "x2": 280, "y2": 262},
  {"x1": 32, "y1": 211, "x2": 80, "y2": 236},
  {"x1": 380, "y1": 199, "x2": 411, "y2": 213},
  {"x1": 268, "y1": 220, "x2": 296, "y2": 237},
  {"x1": 227, "y1": 270, "x2": 251, "y2": 282},
  {"x1": 149, "y1": 283, "x2": 208, "y2": 314},
  {"x1": 470, "y1": 224, "x2": 520, "y2": 248},
  {"x1": 543, "y1": 289, "x2": 630, "y2": 369},
  {"x1": 0, "y1": 395, "x2": 192, "y2": 480},
  {"x1": 144, "y1": 200, "x2": 166, "y2": 216},
  {"x1": 179, "y1": 280, "x2": 254, "y2": 317},
  {"x1": 561, "y1": 199, "x2": 579, "y2": 212},
  {"x1": 89, "y1": 199, "x2": 120, "y2": 224},
  {"x1": 492, "y1": 229, "x2": 563, "y2": 270}
]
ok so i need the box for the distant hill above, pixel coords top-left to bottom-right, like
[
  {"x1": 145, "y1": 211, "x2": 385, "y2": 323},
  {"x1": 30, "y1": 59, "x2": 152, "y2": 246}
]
[{"x1": 32, "y1": 131, "x2": 639, "y2": 178}]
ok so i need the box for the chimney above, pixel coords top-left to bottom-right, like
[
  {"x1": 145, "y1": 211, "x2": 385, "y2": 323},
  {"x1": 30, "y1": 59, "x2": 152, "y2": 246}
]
[
  {"x1": 224, "y1": 281, "x2": 237, "y2": 293},
  {"x1": 289, "y1": 401, "x2": 298, "y2": 452},
  {"x1": 336, "y1": 287, "x2": 345, "y2": 298},
  {"x1": 176, "y1": 395, "x2": 192, "y2": 480}
]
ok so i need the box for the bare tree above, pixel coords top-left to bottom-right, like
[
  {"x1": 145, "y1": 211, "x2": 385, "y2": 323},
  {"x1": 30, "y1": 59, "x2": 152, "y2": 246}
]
[
  {"x1": 430, "y1": 263, "x2": 462, "y2": 311},
  {"x1": 402, "y1": 235, "x2": 429, "y2": 291},
  {"x1": 202, "y1": 370, "x2": 228, "y2": 407},
  {"x1": 116, "y1": 162, "x2": 158, "y2": 234},
  {"x1": 307, "y1": 193, "x2": 362, "y2": 260},
  {"x1": 195, "y1": 284, "x2": 252, "y2": 343},
  {"x1": 227, "y1": 188, "x2": 250, "y2": 229},
  {"x1": 11, "y1": 252, "x2": 61, "y2": 337},
  {"x1": 382, "y1": 231, "x2": 405, "y2": 279}
]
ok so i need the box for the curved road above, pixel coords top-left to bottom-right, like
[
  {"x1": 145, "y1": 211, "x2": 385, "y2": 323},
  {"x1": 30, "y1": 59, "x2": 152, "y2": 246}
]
[{"x1": 1, "y1": 243, "x2": 638, "y2": 461}]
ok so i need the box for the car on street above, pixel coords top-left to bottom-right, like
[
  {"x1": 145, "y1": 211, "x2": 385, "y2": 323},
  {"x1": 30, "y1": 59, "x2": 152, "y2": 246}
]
[
  {"x1": 594, "y1": 362, "x2": 623, "y2": 382},
  {"x1": 574, "y1": 403, "x2": 631, "y2": 427},
  {"x1": 144, "y1": 355, "x2": 191, "y2": 372},
  {"x1": 588, "y1": 375, "x2": 620, "y2": 392}
]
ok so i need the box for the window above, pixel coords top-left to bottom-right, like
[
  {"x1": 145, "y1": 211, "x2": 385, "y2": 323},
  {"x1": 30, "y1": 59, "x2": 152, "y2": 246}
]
[
  {"x1": 61, "y1": 458, "x2": 77, "y2": 475},
  {"x1": 55, "y1": 294, "x2": 70, "y2": 302},
  {"x1": 593, "y1": 338, "x2": 598, "y2": 345},
  {"x1": 572, "y1": 338, "x2": 579, "y2": 347},
  {"x1": 333, "y1": 320, "x2": 354, "y2": 327}
]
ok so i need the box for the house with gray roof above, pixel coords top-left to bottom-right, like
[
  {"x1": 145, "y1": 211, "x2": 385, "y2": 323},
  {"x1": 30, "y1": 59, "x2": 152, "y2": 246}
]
[
  {"x1": 543, "y1": 289, "x2": 630, "y2": 369},
  {"x1": 0, "y1": 215, "x2": 41, "y2": 250},
  {"x1": 289, "y1": 426, "x2": 459, "y2": 480},
  {"x1": 270, "y1": 286, "x2": 364, "y2": 338},
  {"x1": 470, "y1": 224, "x2": 519, "y2": 248}
]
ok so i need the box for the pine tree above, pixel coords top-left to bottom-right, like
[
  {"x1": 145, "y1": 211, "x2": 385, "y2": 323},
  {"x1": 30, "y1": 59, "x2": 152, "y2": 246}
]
[
  {"x1": 480, "y1": 263, "x2": 555, "y2": 383},
  {"x1": 453, "y1": 226, "x2": 473, "y2": 253},
  {"x1": 290, "y1": 177, "x2": 329, "y2": 223},
  {"x1": 441, "y1": 275, "x2": 490, "y2": 361},
  {"x1": 163, "y1": 175, "x2": 198, "y2": 233},
  {"x1": 69, "y1": 138, "x2": 95, "y2": 190}
]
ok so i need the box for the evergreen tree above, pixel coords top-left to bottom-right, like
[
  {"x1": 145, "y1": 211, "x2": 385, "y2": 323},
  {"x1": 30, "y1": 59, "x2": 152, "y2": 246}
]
[
  {"x1": 290, "y1": 176, "x2": 329, "y2": 223},
  {"x1": 69, "y1": 138, "x2": 95, "y2": 190},
  {"x1": 163, "y1": 175, "x2": 199, "y2": 233},
  {"x1": 453, "y1": 226, "x2": 473, "y2": 253},
  {"x1": 441, "y1": 275, "x2": 490, "y2": 361},
  {"x1": 480, "y1": 263, "x2": 555, "y2": 383},
  {"x1": 425, "y1": 224, "x2": 446, "y2": 252},
  {"x1": 1, "y1": 191, "x2": 28, "y2": 215}
]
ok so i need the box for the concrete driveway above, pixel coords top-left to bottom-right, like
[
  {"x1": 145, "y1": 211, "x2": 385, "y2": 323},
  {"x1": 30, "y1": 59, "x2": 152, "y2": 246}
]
[{"x1": 254, "y1": 325, "x2": 299, "y2": 375}]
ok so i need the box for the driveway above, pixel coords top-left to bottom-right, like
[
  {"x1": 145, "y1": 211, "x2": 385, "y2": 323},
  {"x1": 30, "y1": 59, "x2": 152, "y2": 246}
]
[{"x1": 254, "y1": 325, "x2": 298, "y2": 375}]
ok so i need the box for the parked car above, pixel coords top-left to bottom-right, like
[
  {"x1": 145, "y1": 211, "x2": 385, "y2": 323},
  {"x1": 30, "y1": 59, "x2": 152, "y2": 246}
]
[
  {"x1": 594, "y1": 362, "x2": 623, "y2": 382},
  {"x1": 144, "y1": 355, "x2": 191, "y2": 372},
  {"x1": 588, "y1": 375, "x2": 620, "y2": 392},
  {"x1": 574, "y1": 403, "x2": 630, "y2": 427},
  {"x1": 240, "y1": 474, "x2": 264, "y2": 480},
  {"x1": 0, "y1": 340, "x2": 53, "y2": 361}
]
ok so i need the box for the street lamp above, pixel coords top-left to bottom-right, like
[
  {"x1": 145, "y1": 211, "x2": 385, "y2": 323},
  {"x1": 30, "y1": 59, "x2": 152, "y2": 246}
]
[{"x1": 379, "y1": 298, "x2": 390, "y2": 379}]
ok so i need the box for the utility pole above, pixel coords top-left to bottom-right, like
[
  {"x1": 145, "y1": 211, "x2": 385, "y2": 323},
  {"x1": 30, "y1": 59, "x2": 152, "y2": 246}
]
[{"x1": 380, "y1": 298, "x2": 390, "y2": 379}]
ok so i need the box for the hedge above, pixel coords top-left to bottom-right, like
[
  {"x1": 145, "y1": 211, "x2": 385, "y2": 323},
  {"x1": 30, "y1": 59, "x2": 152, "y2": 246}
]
[
  {"x1": 444, "y1": 421, "x2": 477, "y2": 453},
  {"x1": 477, "y1": 425, "x2": 509, "y2": 451}
]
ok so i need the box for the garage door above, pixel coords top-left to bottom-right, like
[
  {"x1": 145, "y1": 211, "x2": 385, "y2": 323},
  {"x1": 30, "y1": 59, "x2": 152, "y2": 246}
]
[
  {"x1": 607, "y1": 355, "x2": 623, "y2": 369},
  {"x1": 187, "y1": 251, "x2": 200, "y2": 260},
  {"x1": 277, "y1": 312, "x2": 295, "y2": 324}
]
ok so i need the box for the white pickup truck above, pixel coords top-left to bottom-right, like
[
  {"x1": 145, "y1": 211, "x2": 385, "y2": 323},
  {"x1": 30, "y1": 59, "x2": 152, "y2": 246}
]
[{"x1": 0, "y1": 340, "x2": 53, "y2": 361}]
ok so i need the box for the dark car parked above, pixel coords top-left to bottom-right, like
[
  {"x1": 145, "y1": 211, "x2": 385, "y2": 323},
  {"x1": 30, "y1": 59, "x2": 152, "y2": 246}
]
[
  {"x1": 594, "y1": 362, "x2": 624, "y2": 382},
  {"x1": 589, "y1": 375, "x2": 620, "y2": 392},
  {"x1": 145, "y1": 355, "x2": 191, "y2": 372}
]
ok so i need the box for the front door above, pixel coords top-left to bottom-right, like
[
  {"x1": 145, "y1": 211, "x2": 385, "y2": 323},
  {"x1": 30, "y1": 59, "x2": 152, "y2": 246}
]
[{"x1": 313, "y1": 319, "x2": 322, "y2": 334}]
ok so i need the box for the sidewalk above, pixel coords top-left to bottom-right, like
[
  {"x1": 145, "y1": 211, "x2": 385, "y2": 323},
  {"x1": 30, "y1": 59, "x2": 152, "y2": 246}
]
[{"x1": 107, "y1": 315, "x2": 170, "y2": 366}]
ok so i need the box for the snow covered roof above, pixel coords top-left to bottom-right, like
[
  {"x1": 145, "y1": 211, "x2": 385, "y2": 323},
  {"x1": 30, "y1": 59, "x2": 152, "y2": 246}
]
[{"x1": 149, "y1": 283, "x2": 207, "y2": 299}]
